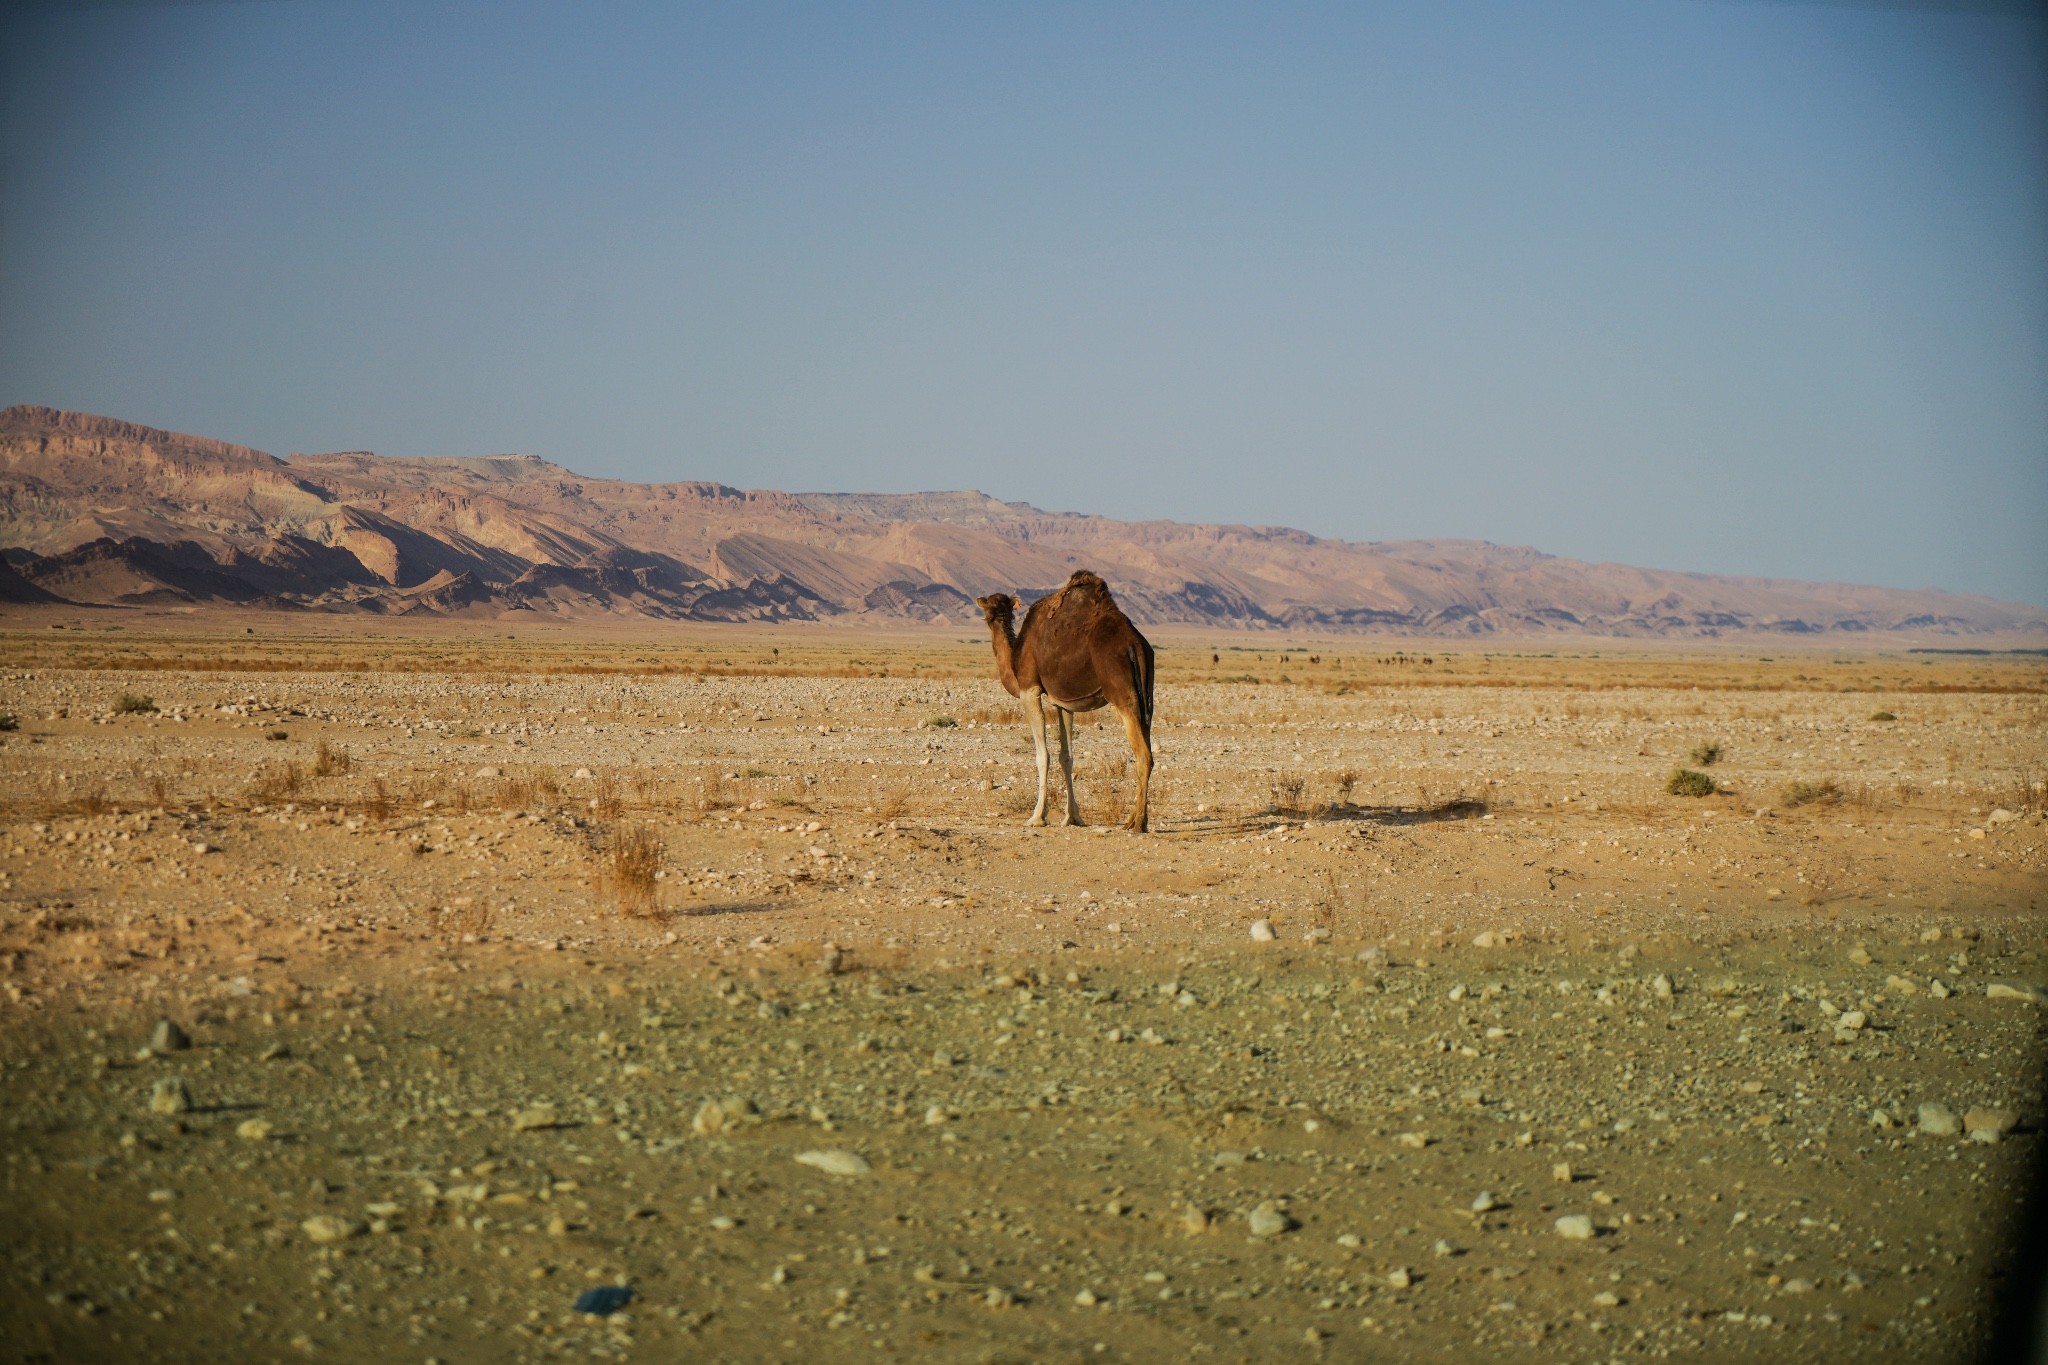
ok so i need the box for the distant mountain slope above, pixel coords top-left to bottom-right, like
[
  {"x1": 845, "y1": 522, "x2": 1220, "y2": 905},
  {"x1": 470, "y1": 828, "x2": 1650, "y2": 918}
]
[{"x1": 2, "y1": 404, "x2": 2041, "y2": 637}]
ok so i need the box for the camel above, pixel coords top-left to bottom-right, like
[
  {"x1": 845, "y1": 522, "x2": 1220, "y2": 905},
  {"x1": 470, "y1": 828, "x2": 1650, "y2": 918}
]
[{"x1": 976, "y1": 570, "x2": 1156, "y2": 832}]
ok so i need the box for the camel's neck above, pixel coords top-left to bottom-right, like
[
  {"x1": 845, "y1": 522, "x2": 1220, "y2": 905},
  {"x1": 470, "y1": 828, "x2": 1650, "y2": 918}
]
[{"x1": 986, "y1": 615, "x2": 1025, "y2": 696}]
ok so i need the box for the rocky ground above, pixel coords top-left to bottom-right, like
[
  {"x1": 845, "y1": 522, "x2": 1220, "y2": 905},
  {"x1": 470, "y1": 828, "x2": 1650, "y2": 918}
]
[{"x1": 1, "y1": 632, "x2": 2044, "y2": 1364}]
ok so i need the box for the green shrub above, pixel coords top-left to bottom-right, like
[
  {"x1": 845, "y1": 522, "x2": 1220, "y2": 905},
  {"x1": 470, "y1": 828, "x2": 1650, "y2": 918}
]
[
  {"x1": 114, "y1": 693, "x2": 157, "y2": 714},
  {"x1": 1782, "y1": 778, "x2": 1840, "y2": 808},
  {"x1": 1687, "y1": 741, "x2": 1724, "y2": 766},
  {"x1": 1869, "y1": 711, "x2": 1897, "y2": 722},
  {"x1": 1666, "y1": 768, "x2": 1716, "y2": 798}
]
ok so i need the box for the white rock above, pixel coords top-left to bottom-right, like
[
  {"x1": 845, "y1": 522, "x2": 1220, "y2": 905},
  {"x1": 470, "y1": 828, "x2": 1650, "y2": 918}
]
[
  {"x1": 1181, "y1": 1204, "x2": 1209, "y2": 1234},
  {"x1": 1074, "y1": 1288, "x2": 1099, "y2": 1306},
  {"x1": 1916, "y1": 1103, "x2": 1960, "y2": 1136},
  {"x1": 1386, "y1": 1268, "x2": 1411, "y2": 1288},
  {"x1": 236, "y1": 1119, "x2": 274, "y2": 1142},
  {"x1": 1471, "y1": 1191, "x2": 1498, "y2": 1213},
  {"x1": 1247, "y1": 1202, "x2": 1292, "y2": 1237},
  {"x1": 511, "y1": 1104, "x2": 559, "y2": 1133},
  {"x1": 1248, "y1": 920, "x2": 1276, "y2": 942},
  {"x1": 1471, "y1": 931, "x2": 1503, "y2": 949},
  {"x1": 475, "y1": 766, "x2": 502, "y2": 779},
  {"x1": 1651, "y1": 975, "x2": 1673, "y2": 1000},
  {"x1": 1987, "y1": 982, "x2": 2044, "y2": 1003},
  {"x1": 1964, "y1": 1108, "x2": 2017, "y2": 1138},
  {"x1": 300, "y1": 1215, "x2": 362, "y2": 1244},
  {"x1": 1555, "y1": 1215, "x2": 1595, "y2": 1240},
  {"x1": 573, "y1": 767, "x2": 594, "y2": 779},
  {"x1": 148, "y1": 1077, "x2": 191, "y2": 1115},
  {"x1": 147, "y1": 1020, "x2": 190, "y2": 1055},
  {"x1": 796, "y1": 1149, "x2": 871, "y2": 1177}
]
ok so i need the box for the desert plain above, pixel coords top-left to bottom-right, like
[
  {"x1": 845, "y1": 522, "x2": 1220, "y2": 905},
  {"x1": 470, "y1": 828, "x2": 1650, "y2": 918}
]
[{"x1": 1, "y1": 615, "x2": 2045, "y2": 1365}]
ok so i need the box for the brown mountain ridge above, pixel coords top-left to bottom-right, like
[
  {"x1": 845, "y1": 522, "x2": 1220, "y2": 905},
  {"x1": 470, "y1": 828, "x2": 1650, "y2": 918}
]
[{"x1": 1, "y1": 404, "x2": 2041, "y2": 639}]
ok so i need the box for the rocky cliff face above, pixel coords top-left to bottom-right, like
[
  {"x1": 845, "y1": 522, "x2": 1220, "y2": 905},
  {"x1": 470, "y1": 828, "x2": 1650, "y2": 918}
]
[{"x1": 2, "y1": 404, "x2": 2041, "y2": 637}]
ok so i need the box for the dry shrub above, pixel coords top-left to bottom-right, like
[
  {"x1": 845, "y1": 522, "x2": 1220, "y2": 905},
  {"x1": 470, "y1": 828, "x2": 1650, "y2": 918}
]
[
  {"x1": 1666, "y1": 768, "x2": 1716, "y2": 798},
  {"x1": 250, "y1": 762, "x2": 303, "y2": 802},
  {"x1": 1686, "y1": 740, "x2": 1724, "y2": 766},
  {"x1": 696, "y1": 768, "x2": 732, "y2": 811},
  {"x1": 877, "y1": 785, "x2": 913, "y2": 821},
  {"x1": 593, "y1": 772, "x2": 621, "y2": 820},
  {"x1": 313, "y1": 740, "x2": 352, "y2": 777},
  {"x1": 451, "y1": 900, "x2": 492, "y2": 939},
  {"x1": 1269, "y1": 774, "x2": 1307, "y2": 813},
  {"x1": 1094, "y1": 776, "x2": 1130, "y2": 826},
  {"x1": 114, "y1": 693, "x2": 156, "y2": 714},
  {"x1": 1416, "y1": 780, "x2": 1485, "y2": 819},
  {"x1": 1782, "y1": 778, "x2": 1840, "y2": 808},
  {"x1": 610, "y1": 823, "x2": 663, "y2": 916},
  {"x1": 364, "y1": 779, "x2": 392, "y2": 823},
  {"x1": 148, "y1": 774, "x2": 171, "y2": 809},
  {"x1": 1330, "y1": 769, "x2": 1359, "y2": 807}
]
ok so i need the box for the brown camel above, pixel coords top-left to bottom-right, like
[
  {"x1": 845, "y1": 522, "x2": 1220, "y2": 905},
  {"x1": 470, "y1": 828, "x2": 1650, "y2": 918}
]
[{"x1": 976, "y1": 570, "x2": 1156, "y2": 832}]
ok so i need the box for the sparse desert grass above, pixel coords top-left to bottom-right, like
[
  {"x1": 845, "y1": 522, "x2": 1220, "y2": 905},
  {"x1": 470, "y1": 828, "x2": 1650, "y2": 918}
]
[
  {"x1": 1782, "y1": 778, "x2": 1841, "y2": 808},
  {"x1": 364, "y1": 778, "x2": 392, "y2": 822},
  {"x1": 113, "y1": 693, "x2": 156, "y2": 714},
  {"x1": 1666, "y1": 767, "x2": 1717, "y2": 798},
  {"x1": 609, "y1": 822, "x2": 663, "y2": 916},
  {"x1": 593, "y1": 772, "x2": 622, "y2": 820},
  {"x1": 876, "y1": 785, "x2": 913, "y2": 821},
  {"x1": 1687, "y1": 740, "x2": 1724, "y2": 766},
  {"x1": 1269, "y1": 774, "x2": 1306, "y2": 813},
  {"x1": 312, "y1": 739, "x2": 352, "y2": 777},
  {"x1": 926, "y1": 715, "x2": 957, "y2": 729},
  {"x1": 249, "y1": 762, "x2": 304, "y2": 802}
]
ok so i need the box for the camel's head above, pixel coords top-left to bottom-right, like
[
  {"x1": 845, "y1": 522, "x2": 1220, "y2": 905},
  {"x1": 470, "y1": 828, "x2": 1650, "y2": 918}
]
[{"x1": 975, "y1": 593, "x2": 1017, "y2": 626}]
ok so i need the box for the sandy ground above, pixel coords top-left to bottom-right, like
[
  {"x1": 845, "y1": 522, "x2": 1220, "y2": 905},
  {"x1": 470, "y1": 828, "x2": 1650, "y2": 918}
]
[{"x1": 1, "y1": 624, "x2": 2045, "y2": 1364}]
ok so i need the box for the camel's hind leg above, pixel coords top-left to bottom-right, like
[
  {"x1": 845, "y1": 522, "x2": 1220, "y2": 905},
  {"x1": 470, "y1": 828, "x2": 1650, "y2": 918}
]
[
  {"x1": 1118, "y1": 703, "x2": 1153, "y2": 833},
  {"x1": 1055, "y1": 707, "x2": 1084, "y2": 827},
  {"x1": 1023, "y1": 688, "x2": 1050, "y2": 827}
]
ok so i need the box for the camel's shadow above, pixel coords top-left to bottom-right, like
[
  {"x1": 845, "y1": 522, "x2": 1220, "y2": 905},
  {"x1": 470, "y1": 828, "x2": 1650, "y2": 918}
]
[{"x1": 1145, "y1": 799, "x2": 1487, "y2": 837}]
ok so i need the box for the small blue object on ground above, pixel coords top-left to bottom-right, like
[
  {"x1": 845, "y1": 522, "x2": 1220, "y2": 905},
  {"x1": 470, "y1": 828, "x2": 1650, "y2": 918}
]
[{"x1": 573, "y1": 1285, "x2": 634, "y2": 1316}]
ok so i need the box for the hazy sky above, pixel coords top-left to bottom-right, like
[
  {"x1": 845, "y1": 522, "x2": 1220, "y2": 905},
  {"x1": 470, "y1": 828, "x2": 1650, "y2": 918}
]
[{"x1": 3, "y1": 2, "x2": 2044, "y2": 605}]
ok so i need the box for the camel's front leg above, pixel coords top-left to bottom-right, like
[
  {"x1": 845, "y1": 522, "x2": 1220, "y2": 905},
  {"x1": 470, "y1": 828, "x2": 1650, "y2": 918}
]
[
  {"x1": 1023, "y1": 688, "x2": 1050, "y2": 827},
  {"x1": 1056, "y1": 707, "x2": 1084, "y2": 827}
]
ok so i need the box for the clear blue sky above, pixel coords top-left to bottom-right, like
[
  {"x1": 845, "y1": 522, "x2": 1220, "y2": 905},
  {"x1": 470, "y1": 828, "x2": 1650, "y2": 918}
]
[{"x1": 3, "y1": 1, "x2": 2044, "y2": 605}]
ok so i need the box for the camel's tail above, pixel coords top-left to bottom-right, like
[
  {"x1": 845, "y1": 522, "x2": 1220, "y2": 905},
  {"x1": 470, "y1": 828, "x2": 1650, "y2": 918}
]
[{"x1": 1127, "y1": 640, "x2": 1155, "y2": 738}]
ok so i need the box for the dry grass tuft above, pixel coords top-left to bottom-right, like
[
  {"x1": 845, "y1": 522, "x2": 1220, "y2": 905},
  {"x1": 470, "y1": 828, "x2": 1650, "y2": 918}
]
[
  {"x1": 876, "y1": 785, "x2": 914, "y2": 822},
  {"x1": 1666, "y1": 767, "x2": 1716, "y2": 798},
  {"x1": 1782, "y1": 778, "x2": 1841, "y2": 808},
  {"x1": 113, "y1": 693, "x2": 157, "y2": 714},
  {"x1": 592, "y1": 772, "x2": 622, "y2": 821},
  {"x1": 312, "y1": 740, "x2": 352, "y2": 777},
  {"x1": 250, "y1": 762, "x2": 304, "y2": 802},
  {"x1": 609, "y1": 823, "x2": 664, "y2": 916}
]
